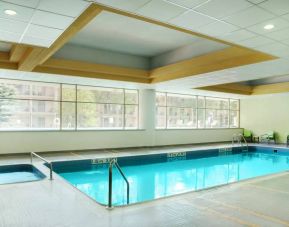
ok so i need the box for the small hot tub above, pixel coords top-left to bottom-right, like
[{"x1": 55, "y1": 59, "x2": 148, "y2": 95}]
[{"x1": 0, "y1": 164, "x2": 45, "y2": 184}]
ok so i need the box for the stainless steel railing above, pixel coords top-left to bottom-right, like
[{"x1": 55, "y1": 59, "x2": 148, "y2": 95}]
[
  {"x1": 232, "y1": 133, "x2": 248, "y2": 152},
  {"x1": 107, "y1": 158, "x2": 130, "y2": 209},
  {"x1": 31, "y1": 152, "x2": 53, "y2": 180},
  {"x1": 239, "y1": 133, "x2": 248, "y2": 151}
]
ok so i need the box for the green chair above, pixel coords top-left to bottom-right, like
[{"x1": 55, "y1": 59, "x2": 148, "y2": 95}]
[
  {"x1": 243, "y1": 129, "x2": 252, "y2": 142},
  {"x1": 260, "y1": 131, "x2": 275, "y2": 144}
]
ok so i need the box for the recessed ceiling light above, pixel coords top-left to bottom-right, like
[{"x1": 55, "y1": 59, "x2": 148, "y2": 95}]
[
  {"x1": 4, "y1": 9, "x2": 17, "y2": 16},
  {"x1": 264, "y1": 24, "x2": 274, "y2": 30}
]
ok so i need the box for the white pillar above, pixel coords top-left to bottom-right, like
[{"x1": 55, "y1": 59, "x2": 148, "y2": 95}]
[{"x1": 139, "y1": 89, "x2": 156, "y2": 146}]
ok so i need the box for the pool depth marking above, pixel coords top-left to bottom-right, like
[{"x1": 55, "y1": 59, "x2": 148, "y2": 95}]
[
  {"x1": 91, "y1": 158, "x2": 112, "y2": 165},
  {"x1": 167, "y1": 152, "x2": 186, "y2": 162}
]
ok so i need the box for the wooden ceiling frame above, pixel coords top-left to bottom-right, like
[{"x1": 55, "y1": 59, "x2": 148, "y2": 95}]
[
  {"x1": 9, "y1": 45, "x2": 28, "y2": 62},
  {"x1": 197, "y1": 81, "x2": 289, "y2": 96},
  {"x1": 34, "y1": 58, "x2": 151, "y2": 83},
  {"x1": 0, "y1": 3, "x2": 277, "y2": 84},
  {"x1": 150, "y1": 47, "x2": 275, "y2": 83}
]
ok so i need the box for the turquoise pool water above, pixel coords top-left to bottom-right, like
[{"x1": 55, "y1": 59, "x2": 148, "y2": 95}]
[
  {"x1": 0, "y1": 164, "x2": 45, "y2": 184},
  {"x1": 57, "y1": 150, "x2": 289, "y2": 206}
]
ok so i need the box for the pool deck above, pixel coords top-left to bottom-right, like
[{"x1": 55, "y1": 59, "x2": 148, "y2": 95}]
[{"x1": 0, "y1": 143, "x2": 289, "y2": 227}]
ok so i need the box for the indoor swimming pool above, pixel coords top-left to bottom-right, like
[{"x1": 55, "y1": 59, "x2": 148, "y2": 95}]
[{"x1": 51, "y1": 146, "x2": 289, "y2": 207}]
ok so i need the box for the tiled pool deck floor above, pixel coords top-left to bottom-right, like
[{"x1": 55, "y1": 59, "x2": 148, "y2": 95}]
[{"x1": 0, "y1": 143, "x2": 289, "y2": 227}]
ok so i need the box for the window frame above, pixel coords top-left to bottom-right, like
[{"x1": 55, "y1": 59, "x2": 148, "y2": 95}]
[
  {"x1": 0, "y1": 78, "x2": 139, "y2": 131},
  {"x1": 155, "y1": 92, "x2": 240, "y2": 130}
]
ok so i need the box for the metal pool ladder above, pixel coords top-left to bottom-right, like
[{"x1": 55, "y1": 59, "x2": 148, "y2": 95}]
[
  {"x1": 232, "y1": 133, "x2": 248, "y2": 152},
  {"x1": 31, "y1": 152, "x2": 53, "y2": 180},
  {"x1": 108, "y1": 158, "x2": 130, "y2": 209}
]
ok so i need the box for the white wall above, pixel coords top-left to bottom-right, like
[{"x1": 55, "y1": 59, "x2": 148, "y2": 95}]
[
  {"x1": 0, "y1": 89, "x2": 242, "y2": 154},
  {"x1": 240, "y1": 93, "x2": 289, "y2": 143},
  {"x1": 154, "y1": 129, "x2": 241, "y2": 146},
  {"x1": 0, "y1": 129, "x2": 242, "y2": 154}
]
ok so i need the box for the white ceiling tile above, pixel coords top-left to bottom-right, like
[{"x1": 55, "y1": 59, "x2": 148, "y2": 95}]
[
  {"x1": 282, "y1": 13, "x2": 289, "y2": 22},
  {"x1": 94, "y1": 0, "x2": 151, "y2": 11},
  {"x1": 265, "y1": 27, "x2": 289, "y2": 41},
  {"x1": 267, "y1": 47, "x2": 289, "y2": 57},
  {"x1": 0, "y1": 1, "x2": 34, "y2": 22},
  {"x1": 254, "y1": 42, "x2": 287, "y2": 52},
  {"x1": 246, "y1": 0, "x2": 268, "y2": 4},
  {"x1": 2, "y1": 0, "x2": 39, "y2": 8},
  {"x1": 136, "y1": 0, "x2": 186, "y2": 21},
  {"x1": 247, "y1": 18, "x2": 289, "y2": 35},
  {"x1": 21, "y1": 35, "x2": 54, "y2": 47},
  {"x1": 218, "y1": 29, "x2": 256, "y2": 42},
  {"x1": 0, "y1": 30, "x2": 21, "y2": 43},
  {"x1": 170, "y1": 10, "x2": 216, "y2": 30},
  {"x1": 282, "y1": 38, "x2": 289, "y2": 45},
  {"x1": 259, "y1": 0, "x2": 289, "y2": 16},
  {"x1": 166, "y1": 0, "x2": 209, "y2": 8},
  {"x1": 31, "y1": 10, "x2": 74, "y2": 29},
  {"x1": 197, "y1": 21, "x2": 239, "y2": 37},
  {"x1": 37, "y1": 0, "x2": 89, "y2": 17},
  {"x1": 239, "y1": 35, "x2": 274, "y2": 47},
  {"x1": 0, "y1": 18, "x2": 27, "y2": 33},
  {"x1": 23, "y1": 24, "x2": 63, "y2": 40},
  {"x1": 195, "y1": 0, "x2": 252, "y2": 19},
  {"x1": 223, "y1": 6, "x2": 275, "y2": 28}
]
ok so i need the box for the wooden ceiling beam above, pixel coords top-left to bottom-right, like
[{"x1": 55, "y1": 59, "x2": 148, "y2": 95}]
[
  {"x1": 18, "y1": 47, "x2": 45, "y2": 71},
  {"x1": 252, "y1": 82, "x2": 289, "y2": 95},
  {"x1": 196, "y1": 81, "x2": 289, "y2": 96},
  {"x1": 0, "y1": 51, "x2": 10, "y2": 62},
  {"x1": 150, "y1": 47, "x2": 277, "y2": 83},
  {"x1": 197, "y1": 83, "x2": 253, "y2": 95},
  {"x1": 18, "y1": 4, "x2": 103, "y2": 71},
  {"x1": 42, "y1": 58, "x2": 150, "y2": 79},
  {"x1": 0, "y1": 49, "x2": 150, "y2": 82},
  {"x1": 0, "y1": 61, "x2": 18, "y2": 70},
  {"x1": 33, "y1": 66, "x2": 151, "y2": 83},
  {"x1": 0, "y1": 51, "x2": 18, "y2": 69},
  {"x1": 9, "y1": 44, "x2": 29, "y2": 62}
]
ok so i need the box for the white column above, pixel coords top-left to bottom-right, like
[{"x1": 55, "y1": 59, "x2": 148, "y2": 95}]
[{"x1": 139, "y1": 89, "x2": 156, "y2": 146}]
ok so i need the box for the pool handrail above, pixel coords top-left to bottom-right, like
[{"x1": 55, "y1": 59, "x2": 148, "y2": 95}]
[
  {"x1": 108, "y1": 158, "x2": 130, "y2": 209},
  {"x1": 239, "y1": 133, "x2": 249, "y2": 151},
  {"x1": 30, "y1": 152, "x2": 53, "y2": 180},
  {"x1": 232, "y1": 134, "x2": 248, "y2": 152}
]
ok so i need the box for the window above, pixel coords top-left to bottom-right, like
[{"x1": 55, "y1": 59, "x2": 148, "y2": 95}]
[
  {"x1": 76, "y1": 86, "x2": 138, "y2": 130},
  {"x1": 156, "y1": 92, "x2": 197, "y2": 129},
  {"x1": 0, "y1": 79, "x2": 139, "y2": 131},
  {"x1": 156, "y1": 92, "x2": 239, "y2": 129},
  {"x1": 229, "y1": 99, "x2": 239, "y2": 128},
  {"x1": 77, "y1": 103, "x2": 124, "y2": 129},
  {"x1": 205, "y1": 97, "x2": 229, "y2": 128},
  {"x1": 0, "y1": 79, "x2": 60, "y2": 130}
]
